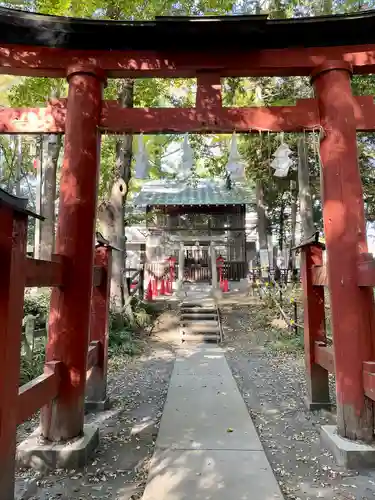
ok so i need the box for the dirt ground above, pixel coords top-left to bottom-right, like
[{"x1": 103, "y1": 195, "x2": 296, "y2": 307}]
[
  {"x1": 221, "y1": 297, "x2": 375, "y2": 500},
  {"x1": 15, "y1": 312, "x2": 180, "y2": 500},
  {"x1": 15, "y1": 297, "x2": 375, "y2": 500}
]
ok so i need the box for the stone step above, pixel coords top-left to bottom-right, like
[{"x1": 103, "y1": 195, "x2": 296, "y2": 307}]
[
  {"x1": 181, "y1": 332, "x2": 219, "y2": 343},
  {"x1": 180, "y1": 313, "x2": 218, "y2": 321},
  {"x1": 180, "y1": 307, "x2": 217, "y2": 314},
  {"x1": 180, "y1": 320, "x2": 219, "y2": 328},
  {"x1": 181, "y1": 325, "x2": 220, "y2": 334},
  {"x1": 181, "y1": 301, "x2": 215, "y2": 307}
]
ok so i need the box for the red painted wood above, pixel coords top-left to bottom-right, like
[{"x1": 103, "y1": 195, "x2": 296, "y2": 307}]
[
  {"x1": 0, "y1": 100, "x2": 65, "y2": 133},
  {"x1": 86, "y1": 341, "x2": 100, "y2": 371},
  {"x1": 357, "y1": 256, "x2": 375, "y2": 287},
  {"x1": 86, "y1": 246, "x2": 112, "y2": 405},
  {"x1": 40, "y1": 65, "x2": 105, "y2": 442},
  {"x1": 313, "y1": 60, "x2": 375, "y2": 441},
  {"x1": 101, "y1": 100, "x2": 320, "y2": 134},
  {"x1": 363, "y1": 360, "x2": 375, "y2": 401},
  {"x1": 0, "y1": 205, "x2": 27, "y2": 499},
  {"x1": 363, "y1": 371, "x2": 375, "y2": 401},
  {"x1": 3, "y1": 95, "x2": 375, "y2": 134},
  {"x1": 314, "y1": 342, "x2": 335, "y2": 373},
  {"x1": 354, "y1": 95, "x2": 375, "y2": 131},
  {"x1": 25, "y1": 256, "x2": 64, "y2": 287},
  {"x1": 311, "y1": 264, "x2": 328, "y2": 286},
  {"x1": 363, "y1": 361, "x2": 375, "y2": 374},
  {"x1": 196, "y1": 74, "x2": 222, "y2": 112},
  {"x1": 2, "y1": 44, "x2": 375, "y2": 78},
  {"x1": 300, "y1": 245, "x2": 330, "y2": 408},
  {"x1": 92, "y1": 265, "x2": 104, "y2": 287},
  {"x1": 17, "y1": 361, "x2": 62, "y2": 425}
]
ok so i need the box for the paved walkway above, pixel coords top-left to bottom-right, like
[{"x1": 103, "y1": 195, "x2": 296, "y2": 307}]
[{"x1": 141, "y1": 344, "x2": 283, "y2": 500}]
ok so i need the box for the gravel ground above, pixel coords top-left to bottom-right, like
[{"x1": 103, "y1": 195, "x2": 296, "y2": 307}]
[
  {"x1": 15, "y1": 296, "x2": 375, "y2": 500},
  {"x1": 15, "y1": 311, "x2": 180, "y2": 500},
  {"x1": 222, "y1": 297, "x2": 375, "y2": 500}
]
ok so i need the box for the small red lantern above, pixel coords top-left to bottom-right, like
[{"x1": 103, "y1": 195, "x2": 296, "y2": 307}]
[{"x1": 216, "y1": 255, "x2": 225, "y2": 284}]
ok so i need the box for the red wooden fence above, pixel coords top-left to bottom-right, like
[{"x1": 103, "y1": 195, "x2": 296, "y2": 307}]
[
  {"x1": 0, "y1": 196, "x2": 112, "y2": 498},
  {"x1": 301, "y1": 243, "x2": 375, "y2": 414}
]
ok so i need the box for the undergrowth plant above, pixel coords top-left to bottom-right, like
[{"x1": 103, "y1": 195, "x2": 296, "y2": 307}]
[
  {"x1": 20, "y1": 290, "x2": 158, "y2": 385},
  {"x1": 256, "y1": 281, "x2": 305, "y2": 354}
]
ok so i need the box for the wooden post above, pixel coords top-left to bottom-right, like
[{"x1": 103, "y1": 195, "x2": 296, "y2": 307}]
[
  {"x1": 86, "y1": 246, "x2": 112, "y2": 410},
  {"x1": 34, "y1": 136, "x2": 43, "y2": 259},
  {"x1": 41, "y1": 65, "x2": 105, "y2": 441},
  {"x1": 312, "y1": 61, "x2": 375, "y2": 441},
  {"x1": 300, "y1": 244, "x2": 330, "y2": 410},
  {"x1": 176, "y1": 242, "x2": 184, "y2": 294},
  {"x1": 139, "y1": 267, "x2": 144, "y2": 298},
  {"x1": 0, "y1": 202, "x2": 27, "y2": 499}
]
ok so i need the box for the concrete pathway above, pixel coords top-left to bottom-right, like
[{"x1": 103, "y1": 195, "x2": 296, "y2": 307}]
[{"x1": 142, "y1": 345, "x2": 283, "y2": 500}]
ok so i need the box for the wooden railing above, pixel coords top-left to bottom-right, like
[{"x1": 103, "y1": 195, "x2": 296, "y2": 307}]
[
  {"x1": 223, "y1": 262, "x2": 247, "y2": 281},
  {"x1": 0, "y1": 194, "x2": 113, "y2": 497},
  {"x1": 17, "y1": 251, "x2": 111, "y2": 413},
  {"x1": 249, "y1": 267, "x2": 301, "y2": 284},
  {"x1": 125, "y1": 267, "x2": 145, "y2": 298},
  {"x1": 300, "y1": 245, "x2": 375, "y2": 413},
  {"x1": 17, "y1": 361, "x2": 62, "y2": 425}
]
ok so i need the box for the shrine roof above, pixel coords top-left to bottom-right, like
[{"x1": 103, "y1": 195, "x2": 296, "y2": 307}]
[
  {"x1": 1, "y1": 8, "x2": 375, "y2": 50},
  {"x1": 133, "y1": 179, "x2": 255, "y2": 207}
]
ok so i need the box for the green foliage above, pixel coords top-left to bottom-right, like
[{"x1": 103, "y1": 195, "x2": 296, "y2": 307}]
[
  {"x1": 268, "y1": 327, "x2": 304, "y2": 353},
  {"x1": 108, "y1": 298, "x2": 157, "y2": 359},
  {"x1": 20, "y1": 343, "x2": 45, "y2": 385},
  {"x1": 8, "y1": 77, "x2": 66, "y2": 106},
  {"x1": 5, "y1": 0, "x2": 375, "y2": 251},
  {"x1": 19, "y1": 290, "x2": 157, "y2": 385},
  {"x1": 23, "y1": 289, "x2": 51, "y2": 327},
  {"x1": 108, "y1": 322, "x2": 141, "y2": 357}
]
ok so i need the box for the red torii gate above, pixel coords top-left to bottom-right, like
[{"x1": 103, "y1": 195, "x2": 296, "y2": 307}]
[{"x1": 2, "y1": 8, "x2": 375, "y2": 498}]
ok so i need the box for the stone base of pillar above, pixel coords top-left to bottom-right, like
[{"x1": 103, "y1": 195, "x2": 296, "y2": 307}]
[
  {"x1": 175, "y1": 280, "x2": 184, "y2": 298},
  {"x1": 85, "y1": 397, "x2": 110, "y2": 412},
  {"x1": 16, "y1": 424, "x2": 99, "y2": 471},
  {"x1": 303, "y1": 396, "x2": 333, "y2": 411},
  {"x1": 175, "y1": 290, "x2": 185, "y2": 300},
  {"x1": 321, "y1": 425, "x2": 375, "y2": 469},
  {"x1": 210, "y1": 287, "x2": 223, "y2": 300}
]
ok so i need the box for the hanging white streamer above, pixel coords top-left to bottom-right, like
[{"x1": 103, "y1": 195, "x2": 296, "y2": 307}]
[
  {"x1": 226, "y1": 132, "x2": 245, "y2": 180},
  {"x1": 271, "y1": 141, "x2": 293, "y2": 178},
  {"x1": 134, "y1": 133, "x2": 150, "y2": 179},
  {"x1": 177, "y1": 133, "x2": 193, "y2": 180}
]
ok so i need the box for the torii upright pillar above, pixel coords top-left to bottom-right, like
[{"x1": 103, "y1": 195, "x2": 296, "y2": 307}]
[
  {"x1": 38, "y1": 65, "x2": 105, "y2": 466},
  {"x1": 311, "y1": 61, "x2": 375, "y2": 444}
]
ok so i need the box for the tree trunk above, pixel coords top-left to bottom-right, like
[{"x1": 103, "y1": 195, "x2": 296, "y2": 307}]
[
  {"x1": 15, "y1": 135, "x2": 21, "y2": 197},
  {"x1": 39, "y1": 134, "x2": 61, "y2": 260},
  {"x1": 297, "y1": 137, "x2": 315, "y2": 239},
  {"x1": 101, "y1": 79, "x2": 134, "y2": 318},
  {"x1": 289, "y1": 181, "x2": 298, "y2": 275},
  {"x1": 278, "y1": 200, "x2": 285, "y2": 252},
  {"x1": 256, "y1": 180, "x2": 270, "y2": 274}
]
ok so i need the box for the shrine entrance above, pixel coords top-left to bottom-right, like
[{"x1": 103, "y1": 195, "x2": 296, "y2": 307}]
[
  {"x1": 3, "y1": 7, "x2": 375, "y2": 499},
  {"x1": 183, "y1": 244, "x2": 211, "y2": 282},
  {"x1": 134, "y1": 178, "x2": 252, "y2": 287}
]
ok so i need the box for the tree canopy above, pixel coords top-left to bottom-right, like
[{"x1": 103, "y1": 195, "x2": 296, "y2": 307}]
[{"x1": 1, "y1": 0, "x2": 375, "y2": 257}]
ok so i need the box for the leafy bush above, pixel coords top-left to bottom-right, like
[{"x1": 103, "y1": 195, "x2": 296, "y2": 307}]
[
  {"x1": 20, "y1": 343, "x2": 45, "y2": 386},
  {"x1": 108, "y1": 298, "x2": 157, "y2": 358},
  {"x1": 19, "y1": 292, "x2": 158, "y2": 385},
  {"x1": 131, "y1": 295, "x2": 158, "y2": 317},
  {"x1": 267, "y1": 327, "x2": 304, "y2": 353},
  {"x1": 23, "y1": 289, "x2": 51, "y2": 328}
]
